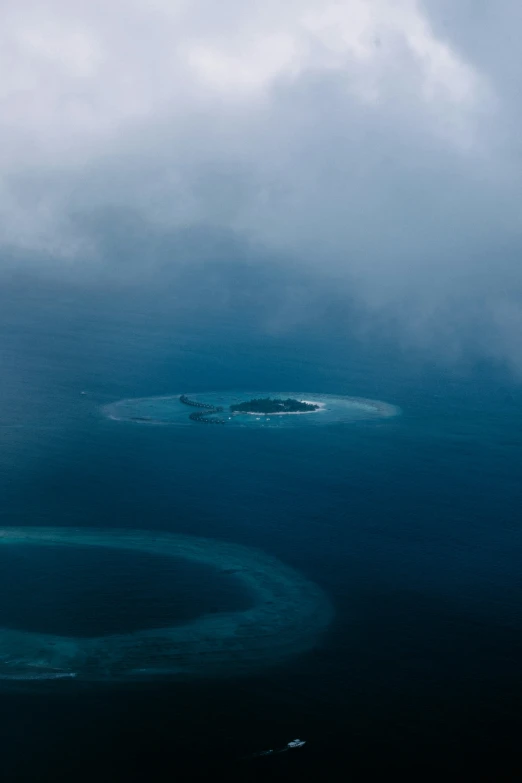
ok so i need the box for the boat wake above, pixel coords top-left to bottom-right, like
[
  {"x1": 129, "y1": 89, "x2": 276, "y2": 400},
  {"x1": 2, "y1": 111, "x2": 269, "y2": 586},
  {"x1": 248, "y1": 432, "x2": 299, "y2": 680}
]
[{"x1": 246, "y1": 739, "x2": 306, "y2": 759}]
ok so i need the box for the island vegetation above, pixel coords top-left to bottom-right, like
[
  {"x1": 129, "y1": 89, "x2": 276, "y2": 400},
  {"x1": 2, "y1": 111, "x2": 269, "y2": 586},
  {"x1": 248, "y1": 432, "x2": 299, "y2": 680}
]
[{"x1": 230, "y1": 397, "x2": 319, "y2": 414}]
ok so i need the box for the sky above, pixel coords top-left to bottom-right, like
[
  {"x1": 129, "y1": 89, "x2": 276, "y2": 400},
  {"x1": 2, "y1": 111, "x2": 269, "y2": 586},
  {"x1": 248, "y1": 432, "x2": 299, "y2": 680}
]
[{"x1": 2, "y1": 0, "x2": 522, "y2": 371}]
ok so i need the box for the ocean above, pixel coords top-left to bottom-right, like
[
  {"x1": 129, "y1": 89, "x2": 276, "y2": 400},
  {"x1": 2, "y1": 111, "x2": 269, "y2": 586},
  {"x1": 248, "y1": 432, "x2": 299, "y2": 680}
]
[{"x1": 2, "y1": 280, "x2": 522, "y2": 780}]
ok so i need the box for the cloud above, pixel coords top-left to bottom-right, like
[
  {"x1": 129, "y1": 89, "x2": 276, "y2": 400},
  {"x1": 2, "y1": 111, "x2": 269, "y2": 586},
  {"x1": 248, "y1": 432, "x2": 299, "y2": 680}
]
[{"x1": 2, "y1": 1, "x2": 522, "y2": 370}]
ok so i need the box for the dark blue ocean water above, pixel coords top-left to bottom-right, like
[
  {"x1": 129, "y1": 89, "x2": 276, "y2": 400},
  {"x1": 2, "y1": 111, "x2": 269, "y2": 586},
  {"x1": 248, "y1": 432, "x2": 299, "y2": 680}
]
[{"x1": 2, "y1": 281, "x2": 522, "y2": 780}]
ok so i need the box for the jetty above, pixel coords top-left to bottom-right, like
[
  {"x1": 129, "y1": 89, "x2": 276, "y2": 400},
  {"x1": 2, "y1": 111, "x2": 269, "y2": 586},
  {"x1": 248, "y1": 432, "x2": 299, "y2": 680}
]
[{"x1": 180, "y1": 395, "x2": 226, "y2": 424}]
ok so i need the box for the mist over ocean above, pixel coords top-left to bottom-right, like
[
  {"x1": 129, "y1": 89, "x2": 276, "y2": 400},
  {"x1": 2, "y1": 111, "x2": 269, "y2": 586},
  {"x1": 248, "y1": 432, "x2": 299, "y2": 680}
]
[{"x1": 1, "y1": 277, "x2": 522, "y2": 780}]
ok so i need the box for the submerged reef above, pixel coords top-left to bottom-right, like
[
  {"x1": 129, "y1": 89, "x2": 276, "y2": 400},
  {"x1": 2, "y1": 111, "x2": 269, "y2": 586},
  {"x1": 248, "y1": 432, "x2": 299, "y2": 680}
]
[
  {"x1": 0, "y1": 528, "x2": 332, "y2": 683},
  {"x1": 104, "y1": 391, "x2": 400, "y2": 428}
]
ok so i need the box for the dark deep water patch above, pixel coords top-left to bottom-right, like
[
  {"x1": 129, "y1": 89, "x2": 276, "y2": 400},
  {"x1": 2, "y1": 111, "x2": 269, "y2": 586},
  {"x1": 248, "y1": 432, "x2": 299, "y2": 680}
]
[{"x1": 0, "y1": 544, "x2": 252, "y2": 636}]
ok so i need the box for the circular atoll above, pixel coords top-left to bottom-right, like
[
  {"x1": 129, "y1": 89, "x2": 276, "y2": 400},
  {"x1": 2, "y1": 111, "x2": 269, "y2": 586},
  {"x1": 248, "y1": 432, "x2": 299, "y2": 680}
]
[
  {"x1": 103, "y1": 391, "x2": 400, "y2": 428},
  {"x1": 0, "y1": 528, "x2": 332, "y2": 683}
]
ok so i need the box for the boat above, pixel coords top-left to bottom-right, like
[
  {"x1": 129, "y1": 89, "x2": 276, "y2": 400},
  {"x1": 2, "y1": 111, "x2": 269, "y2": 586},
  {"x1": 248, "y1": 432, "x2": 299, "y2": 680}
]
[
  {"x1": 286, "y1": 739, "x2": 306, "y2": 749},
  {"x1": 246, "y1": 737, "x2": 306, "y2": 760}
]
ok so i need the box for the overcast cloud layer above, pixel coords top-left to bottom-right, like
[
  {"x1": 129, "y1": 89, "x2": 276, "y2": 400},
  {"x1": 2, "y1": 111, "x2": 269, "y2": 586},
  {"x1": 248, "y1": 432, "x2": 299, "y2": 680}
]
[{"x1": 2, "y1": 1, "x2": 522, "y2": 370}]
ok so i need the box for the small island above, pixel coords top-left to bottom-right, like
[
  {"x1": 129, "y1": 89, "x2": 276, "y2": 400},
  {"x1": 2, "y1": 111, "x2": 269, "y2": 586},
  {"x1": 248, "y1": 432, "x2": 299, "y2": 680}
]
[{"x1": 230, "y1": 397, "x2": 320, "y2": 414}]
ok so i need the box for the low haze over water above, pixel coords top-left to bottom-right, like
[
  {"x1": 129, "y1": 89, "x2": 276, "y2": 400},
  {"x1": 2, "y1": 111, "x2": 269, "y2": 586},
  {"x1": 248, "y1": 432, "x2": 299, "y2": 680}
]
[{"x1": 2, "y1": 281, "x2": 522, "y2": 779}]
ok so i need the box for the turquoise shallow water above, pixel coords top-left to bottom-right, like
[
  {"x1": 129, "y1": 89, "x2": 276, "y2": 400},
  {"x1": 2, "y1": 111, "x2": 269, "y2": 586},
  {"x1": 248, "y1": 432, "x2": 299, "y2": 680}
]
[
  {"x1": 0, "y1": 527, "x2": 331, "y2": 682},
  {"x1": 103, "y1": 390, "x2": 400, "y2": 428}
]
